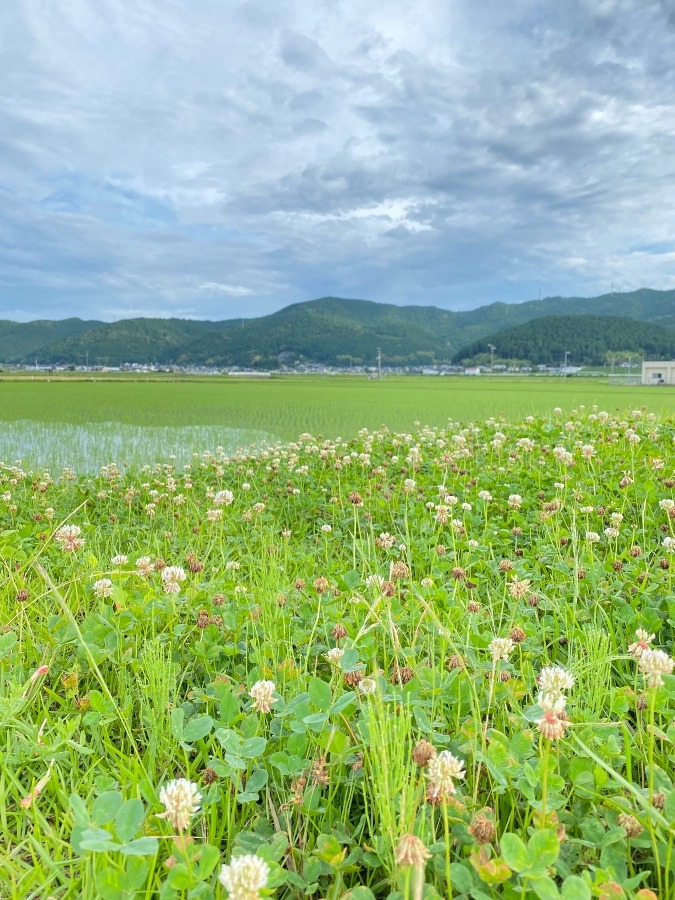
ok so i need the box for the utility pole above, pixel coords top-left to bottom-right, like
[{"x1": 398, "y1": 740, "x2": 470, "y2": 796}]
[
  {"x1": 488, "y1": 343, "x2": 496, "y2": 379},
  {"x1": 564, "y1": 350, "x2": 570, "y2": 377},
  {"x1": 377, "y1": 347, "x2": 382, "y2": 380}
]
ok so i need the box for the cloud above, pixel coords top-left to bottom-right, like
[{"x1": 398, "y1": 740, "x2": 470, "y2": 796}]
[{"x1": 1, "y1": 0, "x2": 675, "y2": 320}]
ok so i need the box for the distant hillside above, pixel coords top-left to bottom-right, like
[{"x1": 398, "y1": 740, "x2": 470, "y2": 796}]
[
  {"x1": 0, "y1": 318, "x2": 102, "y2": 363},
  {"x1": 453, "y1": 315, "x2": 675, "y2": 366},
  {"x1": 4, "y1": 288, "x2": 675, "y2": 367}
]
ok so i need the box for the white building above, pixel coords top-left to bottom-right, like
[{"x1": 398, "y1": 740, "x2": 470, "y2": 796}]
[{"x1": 642, "y1": 360, "x2": 675, "y2": 386}]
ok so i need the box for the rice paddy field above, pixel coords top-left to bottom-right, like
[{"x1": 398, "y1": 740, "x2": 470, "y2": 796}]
[{"x1": 2, "y1": 376, "x2": 675, "y2": 899}]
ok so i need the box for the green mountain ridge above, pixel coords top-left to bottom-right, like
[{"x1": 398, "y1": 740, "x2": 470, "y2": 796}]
[
  {"x1": 4, "y1": 288, "x2": 675, "y2": 367},
  {"x1": 453, "y1": 315, "x2": 675, "y2": 367}
]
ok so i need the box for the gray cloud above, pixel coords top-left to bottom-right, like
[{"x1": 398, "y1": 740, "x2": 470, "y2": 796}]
[{"x1": 1, "y1": 0, "x2": 675, "y2": 321}]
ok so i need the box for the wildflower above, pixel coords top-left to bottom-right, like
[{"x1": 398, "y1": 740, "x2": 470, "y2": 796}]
[
  {"x1": 135, "y1": 555, "x2": 153, "y2": 576},
  {"x1": 536, "y1": 708, "x2": 568, "y2": 741},
  {"x1": 158, "y1": 779, "x2": 202, "y2": 832},
  {"x1": 508, "y1": 577, "x2": 531, "y2": 600},
  {"x1": 395, "y1": 834, "x2": 431, "y2": 867},
  {"x1": 468, "y1": 813, "x2": 496, "y2": 845},
  {"x1": 662, "y1": 536, "x2": 675, "y2": 554},
  {"x1": 218, "y1": 854, "x2": 270, "y2": 900},
  {"x1": 639, "y1": 648, "x2": 675, "y2": 688},
  {"x1": 92, "y1": 578, "x2": 113, "y2": 599},
  {"x1": 358, "y1": 676, "x2": 378, "y2": 695},
  {"x1": 161, "y1": 566, "x2": 187, "y2": 594},
  {"x1": 331, "y1": 623, "x2": 348, "y2": 640},
  {"x1": 111, "y1": 554, "x2": 128, "y2": 566},
  {"x1": 250, "y1": 680, "x2": 277, "y2": 713},
  {"x1": 508, "y1": 494, "x2": 522, "y2": 508},
  {"x1": 412, "y1": 739, "x2": 437, "y2": 767},
  {"x1": 488, "y1": 637, "x2": 515, "y2": 661},
  {"x1": 54, "y1": 524, "x2": 85, "y2": 552},
  {"x1": 214, "y1": 490, "x2": 234, "y2": 506},
  {"x1": 585, "y1": 531, "x2": 600, "y2": 544},
  {"x1": 320, "y1": 523, "x2": 332, "y2": 533},
  {"x1": 617, "y1": 812, "x2": 643, "y2": 838},
  {"x1": 628, "y1": 628, "x2": 655, "y2": 659},
  {"x1": 325, "y1": 647, "x2": 345, "y2": 665},
  {"x1": 537, "y1": 666, "x2": 575, "y2": 698},
  {"x1": 426, "y1": 750, "x2": 466, "y2": 801}
]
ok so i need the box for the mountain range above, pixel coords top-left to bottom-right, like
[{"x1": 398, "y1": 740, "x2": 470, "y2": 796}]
[{"x1": 3, "y1": 288, "x2": 675, "y2": 368}]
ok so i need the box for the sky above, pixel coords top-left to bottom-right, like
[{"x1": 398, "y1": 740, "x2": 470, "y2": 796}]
[{"x1": 1, "y1": 0, "x2": 675, "y2": 322}]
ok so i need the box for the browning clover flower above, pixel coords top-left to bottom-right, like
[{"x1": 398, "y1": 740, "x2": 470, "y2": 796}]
[
  {"x1": 426, "y1": 749, "x2": 466, "y2": 801},
  {"x1": 250, "y1": 680, "x2": 277, "y2": 713},
  {"x1": 395, "y1": 834, "x2": 431, "y2": 867},
  {"x1": 54, "y1": 524, "x2": 85, "y2": 552},
  {"x1": 158, "y1": 778, "x2": 202, "y2": 832},
  {"x1": 628, "y1": 628, "x2": 656, "y2": 659},
  {"x1": 218, "y1": 853, "x2": 270, "y2": 900}
]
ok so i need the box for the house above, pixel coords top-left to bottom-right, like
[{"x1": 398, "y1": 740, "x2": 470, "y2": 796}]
[{"x1": 642, "y1": 361, "x2": 675, "y2": 385}]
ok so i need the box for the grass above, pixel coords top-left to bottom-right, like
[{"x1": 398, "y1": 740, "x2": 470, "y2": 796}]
[
  {"x1": 2, "y1": 403, "x2": 675, "y2": 898},
  {"x1": 0, "y1": 375, "x2": 673, "y2": 468}
]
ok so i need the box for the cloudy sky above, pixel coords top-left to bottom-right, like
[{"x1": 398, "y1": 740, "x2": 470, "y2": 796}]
[{"x1": 1, "y1": 0, "x2": 675, "y2": 322}]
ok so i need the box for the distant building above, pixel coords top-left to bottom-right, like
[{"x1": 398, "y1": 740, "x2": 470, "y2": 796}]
[
  {"x1": 642, "y1": 361, "x2": 675, "y2": 385},
  {"x1": 464, "y1": 366, "x2": 481, "y2": 376}
]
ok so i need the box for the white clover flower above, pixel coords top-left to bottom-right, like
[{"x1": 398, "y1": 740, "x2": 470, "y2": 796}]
[
  {"x1": 158, "y1": 778, "x2": 202, "y2": 832},
  {"x1": 161, "y1": 565, "x2": 187, "y2": 594},
  {"x1": 628, "y1": 628, "x2": 655, "y2": 658},
  {"x1": 478, "y1": 490, "x2": 492, "y2": 502},
  {"x1": 662, "y1": 536, "x2": 675, "y2": 554},
  {"x1": 536, "y1": 692, "x2": 567, "y2": 714},
  {"x1": 54, "y1": 524, "x2": 85, "y2": 552},
  {"x1": 92, "y1": 578, "x2": 113, "y2": 599},
  {"x1": 218, "y1": 854, "x2": 270, "y2": 900},
  {"x1": 536, "y1": 709, "x2": 567, "y2": 741},
  {"x1": 537, "y1": 665, "x2": 575, "y2": 697},
  {"x1": 135, "y1": 555, "x2": 153, "y2": 576},
  {"x1": 585, "y1": 531, "x2": 601, "y2": 544},
  {"x1": 488, "y1": 637, "x2": 515, "y2": 661},
  {"x1": 426, "y1": 750, "x2": 466, "y2": 800},
  {"x1": 321, "y1": 524, "x2": 332, "y2": 533},
  {"x1": 659, "y1": 499, "x2": 675, "y2": 511},
  {"x1": 508, "y1": 494, "x2": 522, "y2": 509},
  {"x1": 325, "y1": 647, "x2": 345, "y2": 665},
  {"x1": 358, "y1": 676, "x2": 378, "y2": 696},
  {"x1": 639, "y1": 649, "x2": 675, "y2": 688},
  {"x1": 206, "y1": 508, "x2": 223, "y2": 521},
  {"x1": 214, "y1": 489, "x2": 234, "y2": 506},
  {"x1": 250, "y1": 680, "x2": 277, "y2": 713},
  {"x1": 111, "y1": 554, "x2": 128, "y2": 566}
]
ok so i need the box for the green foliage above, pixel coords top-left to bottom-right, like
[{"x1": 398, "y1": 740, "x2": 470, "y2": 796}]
[
  {"x1": 454, "y1": 314, "x2": 675, "y2": 366},
  {"x1": 5, "y1": 288, "x2": 675, "y2": 367},
  {"x1": 2, "y1": 404, "x2": 675, "y2": 897}
]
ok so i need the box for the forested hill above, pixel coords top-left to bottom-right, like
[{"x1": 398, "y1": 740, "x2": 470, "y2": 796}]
[
  {"x1": 453, "y1": 315, "x2": 675, "y2": 366},
  {"x1": 2, "y1": 288, "x2": 675, "y2": 367}
]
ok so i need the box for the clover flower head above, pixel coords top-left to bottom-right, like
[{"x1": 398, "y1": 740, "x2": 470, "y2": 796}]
[
  {"x1": 489, "y1": 637, "x2": 515, "y2": 661},
  {"x1": 537, "y1": 666, "x2": 575, "y2": 697},
  {"x1": 54, "y1": 524, "x2": 85, "y2": 552},
  {"x1": 250, "y1": 680, "x2": 277, "y2": 713},
  {"x1": 628, "y1": 628, "x2": 656, "y2": 659},
  {"x1": 161, "y1": 565, "x2": 187, "y2": 594},
  {"x1": 158, "y1": 778, "x2": 202, "y2": 832},
  {"x1": 92, "y1": 578, "x2": 113, "y2": 599},
  {"x1": 218, "y1": 853, "x2": 270, "y2": 900},
  {"x1": 639, "y1": 648, "x2": 675, "y2": 688},
  {"x1": 426, "y1": 750, "x2": 466, "y2": 801}
]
